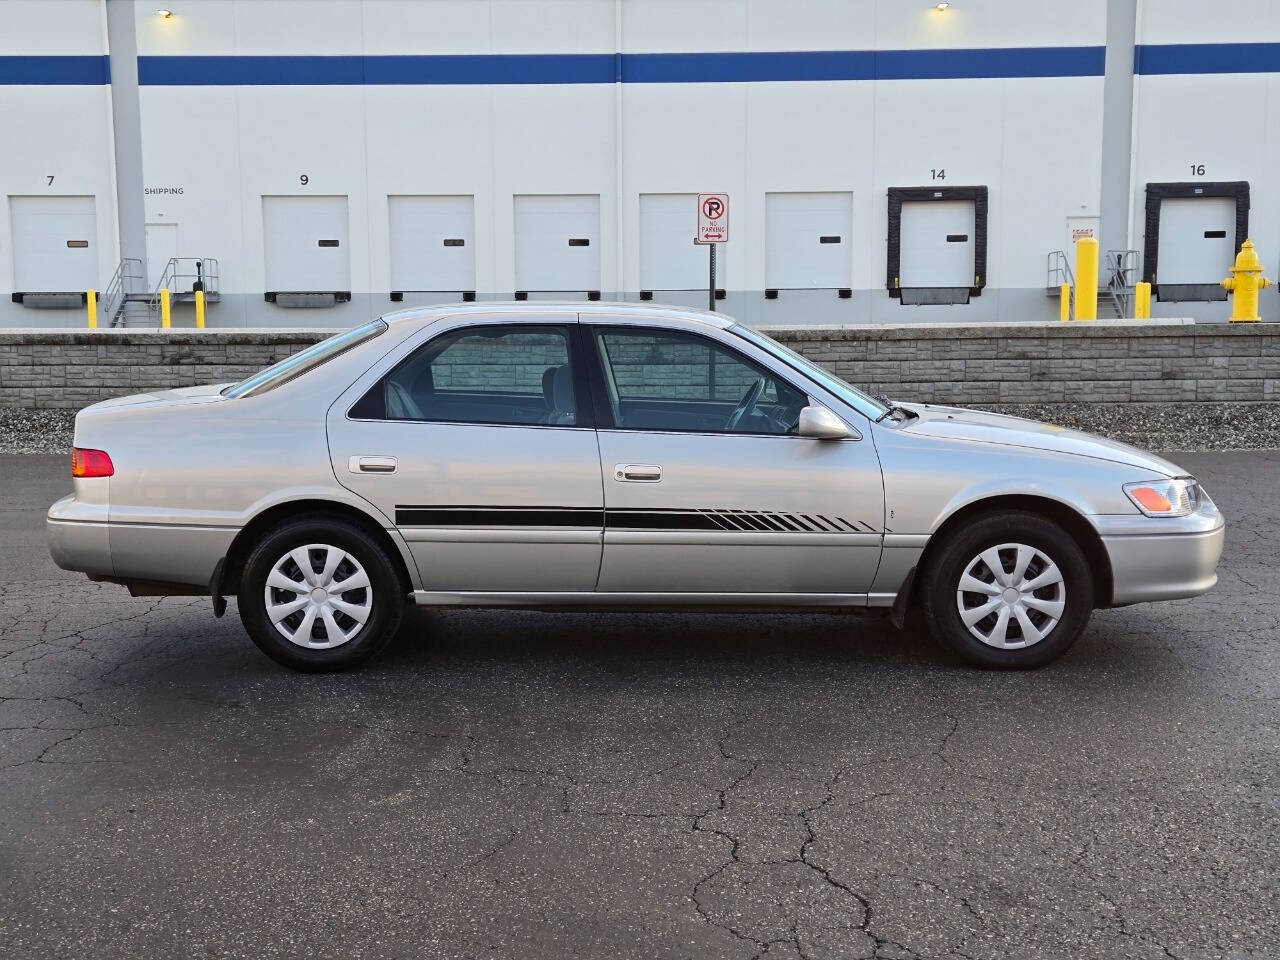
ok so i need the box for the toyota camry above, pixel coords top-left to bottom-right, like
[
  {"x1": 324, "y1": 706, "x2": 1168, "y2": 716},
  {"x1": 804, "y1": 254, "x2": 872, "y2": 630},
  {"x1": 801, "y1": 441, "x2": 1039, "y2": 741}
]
[{"x1": 48, "y1": 304, "x2": 1225, "y2": 671}]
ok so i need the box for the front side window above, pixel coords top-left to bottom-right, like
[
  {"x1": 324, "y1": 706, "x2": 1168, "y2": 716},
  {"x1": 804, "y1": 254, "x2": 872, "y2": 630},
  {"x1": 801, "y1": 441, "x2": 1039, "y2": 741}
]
[
  {"x1": 351, "y1": 324, "x2": 577, "y2": 427},
  {"x1": 592, "y1": 328, "x2": 807, "y2": 435},
  {"x1": 729, "y1": 323, "x2": 889, "y2": 421}
]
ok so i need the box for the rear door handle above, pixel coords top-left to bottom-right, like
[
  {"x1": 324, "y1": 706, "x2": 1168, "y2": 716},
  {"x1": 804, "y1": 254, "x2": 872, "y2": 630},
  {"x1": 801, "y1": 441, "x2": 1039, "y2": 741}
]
[
  {"x1": 350, "y1": 455, "x2": 397, "y2": 474},
  {"x1": 614, "y1": 463, "x2": 662, "y2": 482}
]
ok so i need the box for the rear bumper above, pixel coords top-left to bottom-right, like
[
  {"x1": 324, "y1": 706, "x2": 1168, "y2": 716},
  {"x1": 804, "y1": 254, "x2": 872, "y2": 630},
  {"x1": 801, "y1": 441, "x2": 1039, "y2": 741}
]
[
  {"x1": 48, "y1": 494, "x2": 235, "y2": 587},
  {"x1": 47, "y1": 495, "x2": 113, "y2": 576},
  {"x1": 1097, "y1": 499, "x2": 1225, "y2": 606}
]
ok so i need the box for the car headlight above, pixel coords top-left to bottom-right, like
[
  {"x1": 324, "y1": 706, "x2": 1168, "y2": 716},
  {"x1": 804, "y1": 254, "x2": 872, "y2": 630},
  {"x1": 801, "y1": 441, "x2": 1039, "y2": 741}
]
[{"x1": 1123, "y1": 478, "x2": 1200, "y2": 518}]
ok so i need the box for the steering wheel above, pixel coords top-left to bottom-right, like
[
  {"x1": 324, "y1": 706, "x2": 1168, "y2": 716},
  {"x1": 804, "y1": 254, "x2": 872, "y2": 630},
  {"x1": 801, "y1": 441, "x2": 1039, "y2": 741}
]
[{"x1": 725, "y1": 378, "x2": 765, "y2": 431}]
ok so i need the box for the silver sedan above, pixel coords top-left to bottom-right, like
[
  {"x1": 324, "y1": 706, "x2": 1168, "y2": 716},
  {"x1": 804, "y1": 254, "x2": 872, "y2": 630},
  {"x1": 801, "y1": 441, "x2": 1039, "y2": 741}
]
[{"x1": 48, "y1": 305, "x2": 1225, "y2": 671}]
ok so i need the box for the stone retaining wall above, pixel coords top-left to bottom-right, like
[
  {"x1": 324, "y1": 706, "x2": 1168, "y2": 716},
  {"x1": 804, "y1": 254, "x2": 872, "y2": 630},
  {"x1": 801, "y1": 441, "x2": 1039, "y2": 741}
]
[
  {"x1": 763, "y1": 321, "x2": 1280, "y2": 406},
  {"x1": 1, "y1": 322, "x2": 1278, "y2": 409}
]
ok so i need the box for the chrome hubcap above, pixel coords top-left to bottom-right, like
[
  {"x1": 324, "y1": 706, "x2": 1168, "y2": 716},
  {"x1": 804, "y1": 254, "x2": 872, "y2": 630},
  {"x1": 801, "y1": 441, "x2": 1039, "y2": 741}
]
[
  {"x1": 264, "y1": 544, "x2": 373, "y2": 650},
  {"x1": 955, "y1": 543, "x2": 1066, "y2": 649}
]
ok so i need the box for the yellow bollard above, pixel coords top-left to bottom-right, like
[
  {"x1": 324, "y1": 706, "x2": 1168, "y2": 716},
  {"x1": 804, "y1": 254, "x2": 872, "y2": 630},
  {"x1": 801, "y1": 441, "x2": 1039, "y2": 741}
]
[
  {"x1": 1222, "y1": 239, "x2": 1271, "y2": 323},
  {"x1": 1059, "y1": 283, "x2": 1071, "y2": 322},
  {"x1": 160, "y1": 287, "x2": 171, "y2": 328},
  {"x1": 1134, "y1": 281, "x2": 1151, "y2": 319},
  {"x1": 86, "y1": 289, "x2": 97, "y2": 329},
  {"x1": 1073, "y1": 236, "x2": 1098, "y2": 322},
  {"x1": 195, "y1": 289, "x2": 206, "y2": 329}
]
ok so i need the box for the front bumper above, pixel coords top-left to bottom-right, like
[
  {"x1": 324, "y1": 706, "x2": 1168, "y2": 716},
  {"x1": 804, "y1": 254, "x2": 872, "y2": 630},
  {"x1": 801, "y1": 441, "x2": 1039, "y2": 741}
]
[{"x1": 1095, "y1": 497, "x2": 1225, "y2": 606}]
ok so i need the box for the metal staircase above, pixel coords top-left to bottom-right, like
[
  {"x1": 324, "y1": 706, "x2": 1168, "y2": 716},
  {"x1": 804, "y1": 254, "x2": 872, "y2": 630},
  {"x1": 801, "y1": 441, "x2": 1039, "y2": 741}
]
[
  {"x1": 1046, "y1": 248, "x2": 1139, "y2": 319},
  {"x1": 104, "y1": 257, "x2": 221, "y2": 327},
  {"x1": 1103, "y1": 249, "x2": 1139, "y2": 319},
  {"x1": 103, "y1": 258, "x2": 149, "y2": 327}
]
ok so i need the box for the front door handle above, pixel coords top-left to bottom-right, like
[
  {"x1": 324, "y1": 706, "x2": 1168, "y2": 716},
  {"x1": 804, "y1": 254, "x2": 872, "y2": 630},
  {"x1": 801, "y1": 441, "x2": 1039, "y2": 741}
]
[
  {"x1": 350, "y1": 455, "x2": 397, "y2": 474},
  {"x1": 614, "y1": 463, "x2": 662, "y2": 482}
]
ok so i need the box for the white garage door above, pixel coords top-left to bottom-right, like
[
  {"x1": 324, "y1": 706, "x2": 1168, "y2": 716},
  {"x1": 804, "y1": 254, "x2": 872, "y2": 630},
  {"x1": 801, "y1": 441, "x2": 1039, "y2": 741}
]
[
  {"x1": 262, "y1": 195, "x2": 350, "y2": 292},
  {"x1": 10, "y1": 195, "x2": 97, "y2": 292},
  {"x1": 514, "y1": 194, "x2": 600, "y2": 294},
  {"x1": 899, "y1": 200, "x2": 975, "y2": 288},
  {"x1": 765, "y1": 192, "x2": 852, "y2": 289},
  {"x1": 639, "y1": 193, "x2": 708, "y2": 292},
  {"x1": 388, "y1": 195, "x2": 475, "y2": 294},
  {"x1": 1158, "y1": 197, "x2": 1235, "y2": 284}
]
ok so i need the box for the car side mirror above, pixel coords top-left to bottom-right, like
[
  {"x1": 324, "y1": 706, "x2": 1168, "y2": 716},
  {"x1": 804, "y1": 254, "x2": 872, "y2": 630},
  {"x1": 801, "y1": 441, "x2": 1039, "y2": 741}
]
[{"x1": 797, "y1": 405, "x2": 852, "y2": 440}]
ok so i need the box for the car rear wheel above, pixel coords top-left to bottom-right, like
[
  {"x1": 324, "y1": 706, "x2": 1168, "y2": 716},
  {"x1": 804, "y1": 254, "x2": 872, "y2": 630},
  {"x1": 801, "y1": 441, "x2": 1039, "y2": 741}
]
[
  {"x1": 919, "y1": 510, "x2": 1094, "y2": 669},
  {"x1": 238, "y1": 516, "x2": 405, "y2": 671}
]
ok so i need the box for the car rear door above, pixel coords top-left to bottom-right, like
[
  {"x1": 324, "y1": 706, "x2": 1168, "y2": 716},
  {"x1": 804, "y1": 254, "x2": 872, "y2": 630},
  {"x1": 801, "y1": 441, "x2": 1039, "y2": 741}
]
[
  {"x1": 327, "y1": 312, "x2": 604, "y2": 596},
  {"x1": 584, "y1": 320, "x2": 884, "y2": 600}
]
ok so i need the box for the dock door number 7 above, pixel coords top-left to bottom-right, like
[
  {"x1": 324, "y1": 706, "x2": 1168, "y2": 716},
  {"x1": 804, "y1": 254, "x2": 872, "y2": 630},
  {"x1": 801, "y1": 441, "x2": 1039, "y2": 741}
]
[{"x1": 696, "y1": 194, "x2": 729, "y2": 244}]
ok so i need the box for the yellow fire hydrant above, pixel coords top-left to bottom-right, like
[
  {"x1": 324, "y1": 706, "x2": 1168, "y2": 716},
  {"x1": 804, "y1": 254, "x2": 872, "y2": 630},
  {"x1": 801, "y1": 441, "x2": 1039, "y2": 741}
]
[{"x1": 1222, "y1": 239, "x2": 1271, "y2": 323}]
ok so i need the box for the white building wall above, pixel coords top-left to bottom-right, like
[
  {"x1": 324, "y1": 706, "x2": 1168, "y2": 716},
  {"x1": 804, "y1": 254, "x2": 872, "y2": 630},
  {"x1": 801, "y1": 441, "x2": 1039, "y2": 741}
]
[
  {"x1": 16, "y1": 0, "x2": 1280, "y2": 328},
  {"x1": 0, "y1": 1, "x2": 116, "y2": 325},
  {"x1": 1132, "y1": 0, "x2": 1280, "y2": 320}
]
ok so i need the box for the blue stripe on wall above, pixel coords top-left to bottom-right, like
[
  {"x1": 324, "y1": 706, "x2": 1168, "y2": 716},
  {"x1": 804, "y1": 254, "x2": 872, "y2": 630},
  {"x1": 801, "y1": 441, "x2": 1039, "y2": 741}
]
[
  {"x1": 10, "y1": 45, "x2": 1280, "y2": 86},
  {"x1": 1136, "y1": 43, "x2": 1280, "y2": 75},
  {"x1": 364, "y1": 54, "x2": 616, "y2": 85},
  {"x1": 0, "y1": 55, "x2": 109, "y2": 85},
  {"x1": 135, "y1": 47, "x2": 1104, "y2": 86},
  {"x1": 624, "y1": 51, "x2": 875, "y2": 83},
  {"x1": 138, "y1": 53, "x2": 618, "y2": 85},
  {"x1": 874, "y1": 46, "x2": 1104, "y2": 80}
]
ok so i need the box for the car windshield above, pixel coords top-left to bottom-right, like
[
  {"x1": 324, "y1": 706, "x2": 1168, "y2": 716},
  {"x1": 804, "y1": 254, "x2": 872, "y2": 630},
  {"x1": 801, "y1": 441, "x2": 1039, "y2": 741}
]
[
  {"x1": 222, "y1": 319, "x2": 387, "y2": 399},
  {"x1": 729, "y1": 324, "x2": 889, "y2": 420}
]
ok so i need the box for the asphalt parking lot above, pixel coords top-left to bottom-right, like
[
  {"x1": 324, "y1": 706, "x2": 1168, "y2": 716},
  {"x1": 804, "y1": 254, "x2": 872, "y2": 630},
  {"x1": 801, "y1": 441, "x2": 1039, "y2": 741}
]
[{"x1": 1, "y1": 451, "x2": 1277, "y2": 960}]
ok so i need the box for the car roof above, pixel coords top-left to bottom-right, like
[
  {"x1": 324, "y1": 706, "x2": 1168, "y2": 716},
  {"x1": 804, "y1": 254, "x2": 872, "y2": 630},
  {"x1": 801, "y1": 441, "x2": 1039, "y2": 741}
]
[{"x1": 377, "y1": 301, "x2": 736, "y2": 330}]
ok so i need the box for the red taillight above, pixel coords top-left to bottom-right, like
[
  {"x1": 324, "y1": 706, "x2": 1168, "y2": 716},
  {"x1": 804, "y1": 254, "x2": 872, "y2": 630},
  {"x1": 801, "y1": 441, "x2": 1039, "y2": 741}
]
[{"x1": 71, "y1": 447, "x2": 114, "y2": 478}]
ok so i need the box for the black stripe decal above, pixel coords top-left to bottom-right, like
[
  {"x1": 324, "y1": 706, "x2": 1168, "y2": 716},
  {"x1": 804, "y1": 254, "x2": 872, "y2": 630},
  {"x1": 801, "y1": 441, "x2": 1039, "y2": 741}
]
[
  {"x1": 608, "y1": 510, "x2": 724, "y2": 531},
  {"x1": 394, "y1": 505, "x2": 877, "y2": 533},
  {"x1": 395, "y1": 506, "x2": 604, "y2": 527}
]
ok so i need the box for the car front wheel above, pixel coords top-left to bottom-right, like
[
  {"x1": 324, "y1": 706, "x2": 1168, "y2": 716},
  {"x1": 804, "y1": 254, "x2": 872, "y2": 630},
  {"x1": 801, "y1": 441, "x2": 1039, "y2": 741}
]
[
  {"x1": 238, "y1": 516, "x2": 405, "y2": 671},
  {"x1": 919, "y1": 510, "x2": 1094, "y2": 669}
]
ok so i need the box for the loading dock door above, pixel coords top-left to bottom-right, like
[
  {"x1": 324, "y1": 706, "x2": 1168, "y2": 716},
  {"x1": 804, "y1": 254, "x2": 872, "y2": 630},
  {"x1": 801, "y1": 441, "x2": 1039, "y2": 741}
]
[
  {"x1": 262, "y1": 195, "x2": 350, "y2": 293},
  {"x1": 899, "y1": 199, "x2": 975, "y2": 298},
  {"x1": 765, "y1": 192, "x2": 852, "y2": 292},
  {"x1": 1157, "y1": 197, "x2": 1235, "y2": 299},
  {"x1": 514, "y1": 194, "x2": 600, "y2": 296},
  {"x1": 639, "y1": 193, "x2": 707, "y2": 292},
  {"x1": 10, "y1": 195, "x2": 96, "y2": 294},
  {"x1": 388, "y1": 195, "x2": 475, "y2": 295}
]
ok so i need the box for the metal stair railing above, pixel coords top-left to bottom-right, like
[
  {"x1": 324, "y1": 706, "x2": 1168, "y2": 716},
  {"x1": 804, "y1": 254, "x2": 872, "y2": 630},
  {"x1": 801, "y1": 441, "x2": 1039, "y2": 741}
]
[
  {"x1": 1046, "y1": 250, "x2": 1075, "y2": 320},
  {"x1": 103, "y1": 258, "x2": 147, "y2": 327},
  {"x1": 149, "y1": 258, "x2": 221, "y2": 317},
  {"x1": 1105, "y1": 249, "x2": 1139, "y2": 319}
]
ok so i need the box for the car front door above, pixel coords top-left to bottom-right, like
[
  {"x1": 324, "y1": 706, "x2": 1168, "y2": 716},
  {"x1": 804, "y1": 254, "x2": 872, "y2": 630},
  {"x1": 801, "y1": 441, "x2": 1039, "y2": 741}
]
[
  {"x1": 328, "y1": 313, "x2": 603, "y2": 597},
  {"x1": 585, "y1": 322, "x2": 884, "y2": 600}
]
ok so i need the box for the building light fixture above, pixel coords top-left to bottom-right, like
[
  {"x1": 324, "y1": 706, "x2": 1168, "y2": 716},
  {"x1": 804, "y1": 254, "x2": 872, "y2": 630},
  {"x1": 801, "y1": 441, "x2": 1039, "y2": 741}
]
[
  {"x1": 156, "y1": 8, "x2": 173, "y2": 17},
  {"x1": 935, "y1": 1, "x2": 951, "y2": 8}
]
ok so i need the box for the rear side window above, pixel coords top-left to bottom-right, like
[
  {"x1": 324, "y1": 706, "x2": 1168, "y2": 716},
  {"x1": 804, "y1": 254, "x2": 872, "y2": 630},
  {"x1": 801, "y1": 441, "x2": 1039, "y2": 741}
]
[
  {"x1": 223, "y1": 319, "x2": 386, "y2": 399},
  {"x1": 351, "y1": 325, "x2": 577, "y2": 427}
]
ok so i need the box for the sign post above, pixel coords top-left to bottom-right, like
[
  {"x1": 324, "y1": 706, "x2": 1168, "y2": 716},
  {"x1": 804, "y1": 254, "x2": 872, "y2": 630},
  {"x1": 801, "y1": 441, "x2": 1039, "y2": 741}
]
[{"x1": 696, "y1": 193, "x2": 729, "y2": 312}]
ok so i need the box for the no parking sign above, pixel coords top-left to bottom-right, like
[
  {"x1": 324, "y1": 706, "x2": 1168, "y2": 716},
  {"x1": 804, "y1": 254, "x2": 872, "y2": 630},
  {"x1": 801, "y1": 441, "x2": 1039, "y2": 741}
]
[{"x1": 696, "y1": 193, "x2": 729, "y2": 244}]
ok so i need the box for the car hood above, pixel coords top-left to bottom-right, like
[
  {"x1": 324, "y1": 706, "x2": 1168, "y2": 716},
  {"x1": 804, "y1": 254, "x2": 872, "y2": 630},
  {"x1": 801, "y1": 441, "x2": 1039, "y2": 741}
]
[
  {"x1": 895, "y1": 403, "x2": 1186, "y2": 477},
  {"x1": 80, "y1": 382, "x2": 232, "y2": 413}
]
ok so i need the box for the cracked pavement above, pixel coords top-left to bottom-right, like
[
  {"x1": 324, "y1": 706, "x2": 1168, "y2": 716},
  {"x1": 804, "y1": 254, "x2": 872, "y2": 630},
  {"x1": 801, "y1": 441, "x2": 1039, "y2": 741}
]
[{"x1": 1, "y1": 451, "x2": 1277, "y2": 959}]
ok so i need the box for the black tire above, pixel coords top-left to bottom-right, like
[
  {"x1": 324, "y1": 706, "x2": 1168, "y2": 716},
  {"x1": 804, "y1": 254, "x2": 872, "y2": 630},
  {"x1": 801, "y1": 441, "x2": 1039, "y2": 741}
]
[
  {"x1": 238, "y1": 515, "x2": 405, "y2": 672},
  {"x1": 919, "y1": 510, "x2": 1094, "y2": 669}
]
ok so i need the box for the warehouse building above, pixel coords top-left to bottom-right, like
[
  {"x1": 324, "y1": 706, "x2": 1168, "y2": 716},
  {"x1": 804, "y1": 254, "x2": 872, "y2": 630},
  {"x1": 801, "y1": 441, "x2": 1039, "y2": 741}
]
[{"x1": 1, "y1": 0, "x2": 1278, "y2": 328}]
